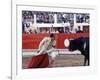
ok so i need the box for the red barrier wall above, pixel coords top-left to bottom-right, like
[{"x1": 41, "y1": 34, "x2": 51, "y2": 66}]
[{"x1": 22, "y1": 33, "x2": 89, "y2": 49}]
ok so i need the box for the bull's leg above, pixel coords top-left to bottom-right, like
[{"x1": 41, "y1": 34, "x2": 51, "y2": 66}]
[
  {"x1": 84, "y1": 57, "x2": 87, "y2": 66},
  {"x1": 87, "y1": 58, "x2": 89, "y2": 66}
]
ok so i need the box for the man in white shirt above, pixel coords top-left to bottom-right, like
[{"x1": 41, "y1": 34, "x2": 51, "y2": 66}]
[
  {"x1": 28, "y1": 34, "x2": 57, "y2": 68},
  {"x1": 38, "y1": 34, "x2": 57, "y2": 66},
  {"x1": 38, "y1": 34, "x2": 55, "y2": 53}
]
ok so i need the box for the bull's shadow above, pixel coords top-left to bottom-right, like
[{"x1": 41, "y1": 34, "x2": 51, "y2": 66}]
[{"x1": 69, "y1": 37, "x2": 89, "y2": 66}]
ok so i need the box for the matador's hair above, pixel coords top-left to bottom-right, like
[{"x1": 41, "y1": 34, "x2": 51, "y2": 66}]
[{"x1": 50, "y1": 33, "x2": 54, "y2": 38}]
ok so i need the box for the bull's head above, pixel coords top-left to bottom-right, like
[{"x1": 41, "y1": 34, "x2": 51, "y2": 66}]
[
  {"x1": 64, "y1": 39, "x2": 77, "y2": 51},
  {"x1": 69, "y1": 39, "x2": 78, "y2": 51},
  {"x1": 68, "y1": 37, "x2": 85, "y2": 52}
]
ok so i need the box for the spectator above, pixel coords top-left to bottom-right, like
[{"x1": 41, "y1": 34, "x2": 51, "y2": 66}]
[
  {"x1": 46, "y1": 28, "x2": 50, "y2": 33},
  {"x1": 55, "y1": 28, "x2": 59, "y2": 33},
  {"x1": 58, "y1": 27, "x2": 64, "y2": 33},
  {"x1": 30, "y1": 24, "x2": 38, "y2": 34},
  {"x1": 76, "y1": 26, "x2": 83, "y2": 33},
  {"x1": 65, "y1": 27, "x2": 71, "y2": 34},
  {"x1": 51, "y1": 28, "x2": 56, "y2": 33}
]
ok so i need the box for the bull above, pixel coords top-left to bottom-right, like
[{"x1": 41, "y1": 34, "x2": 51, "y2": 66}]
[{"x1": 69, "y1": 37, "x2": 89, "y2": 66}]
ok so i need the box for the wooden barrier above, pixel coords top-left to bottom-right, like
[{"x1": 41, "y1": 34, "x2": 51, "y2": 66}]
[{"x1": 22, "y1": 33, "x2": 89, "y2": 49}]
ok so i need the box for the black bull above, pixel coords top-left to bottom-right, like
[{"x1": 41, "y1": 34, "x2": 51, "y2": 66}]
[{"x1": 69, "y1": 37, "x2": 89, "y2": 66}]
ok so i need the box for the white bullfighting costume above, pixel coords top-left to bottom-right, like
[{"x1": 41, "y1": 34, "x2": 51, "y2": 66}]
[{"x1": 28, "y1": 37, "x2": 56, "y2": 68}]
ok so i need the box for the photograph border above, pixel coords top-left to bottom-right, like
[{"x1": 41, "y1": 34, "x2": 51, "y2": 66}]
[{"x1": 12, "y1": 3, "x2": 97, "y2": 80}]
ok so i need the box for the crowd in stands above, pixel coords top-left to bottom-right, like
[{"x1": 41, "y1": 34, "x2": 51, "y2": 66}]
[
  {"x1": 23, "y1": 25, "x2": 89, "y2": 34},
  {"x1": 57, "y1": 13, "x2": 74, "y2": 24},
  {"x1": 22, "y1": 11, "x2": 34, "y2": 21},
  {"x1": 36, "y1": 12, "x2": 54, "y2": 23},
  {"x1": 22, "y1": 11, "x2": 90, "y2": 34},
  {"x1": 76, "y1": 13, "x2": 90, "y2": 23}
]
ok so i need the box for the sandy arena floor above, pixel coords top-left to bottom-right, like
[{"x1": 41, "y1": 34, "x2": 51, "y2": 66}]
[{"x1": 22, "y1": 54, "x2": 88, "y2": 69}]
